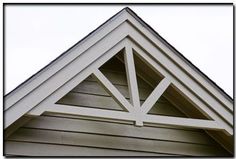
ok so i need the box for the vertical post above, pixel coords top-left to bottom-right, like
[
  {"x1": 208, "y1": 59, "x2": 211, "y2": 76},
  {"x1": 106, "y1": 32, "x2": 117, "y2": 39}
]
[{"x1": 124, "y1": 44, "x2": 143, "y2": 126}]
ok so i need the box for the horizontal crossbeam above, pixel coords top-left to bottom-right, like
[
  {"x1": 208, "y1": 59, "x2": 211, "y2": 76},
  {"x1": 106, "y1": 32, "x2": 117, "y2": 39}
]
[
  {"x1": 47, "y1": 104, "x2": 136, "y2": 121},
  {"x1": 35, "y1": 104, "x2": 230, "y2": 134},
  {"x1": 145, "y1": 114, "x2": 222, "y2": 130}
]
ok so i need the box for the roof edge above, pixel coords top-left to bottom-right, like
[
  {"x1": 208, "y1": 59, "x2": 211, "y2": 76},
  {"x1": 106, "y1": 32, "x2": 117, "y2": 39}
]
[
  {"x1": 4, "y1": 7, "x2": 127, "y2": 98},
  {"x1": 124, "y1": 7, "x2": 233, "y2": 103},
  {"x1": 5, "y1": 7, "x2": 233, "y2": 103}
]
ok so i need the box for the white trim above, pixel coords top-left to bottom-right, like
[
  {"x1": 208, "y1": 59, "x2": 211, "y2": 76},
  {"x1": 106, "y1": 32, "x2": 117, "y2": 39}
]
[
  {"x1": 27, "y1": 39, "x2": 127, "y2": 118},
  {"x1": 48, "y1": 104, "x2": 135, "y2": 122},
  {"x1": 93, "y1": 69, "x2": 135, "y2": 113},
  {"x1": 5, "y1": 9, "x2": 233, "y2": 139},
  {"x1": 125, "y1": 24, "x2": 233, "y2": 125},
  {"x1": 124, "y1": 45, "x2": 141, "y2": 110},
  {"x1": 129, "y1": 39, "x2": 233, "y2": 136},
  {"x1": 126, "y1": 11, "x2": 232, "y2": 111},
  {"x1": 145, "y1": 114, "x2": 223, "y2": 131},
  {"x1": 27, "y1": 103, "x2": 230, "y2": 134},
  {"x1": 141, "y1": 78, "x2": 170, "y2": 114},
  {"x1": 5, "y1": 26, "x2": 129, "y2": 128},
  {"x1": 5, "y1": 9, "x2": 128, "y2": 110}
]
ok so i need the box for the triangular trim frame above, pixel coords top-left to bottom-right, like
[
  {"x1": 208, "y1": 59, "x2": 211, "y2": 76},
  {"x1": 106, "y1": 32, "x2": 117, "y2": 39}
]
[
  {"x1": 4, "y1": 8, "x2": 233, "y2": 137},
  {"x1": 26, "y1": 38, "x2": 232, "y2": 135}
]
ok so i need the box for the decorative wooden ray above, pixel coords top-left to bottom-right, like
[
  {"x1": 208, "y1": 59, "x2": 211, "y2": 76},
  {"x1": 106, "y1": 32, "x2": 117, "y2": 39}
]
[
  {"x1": 28, "y1": 40, "x2": 232, "y2": 135},
  {"x1": 5, "y1": 8, "x2": 232, "y2": 139}
]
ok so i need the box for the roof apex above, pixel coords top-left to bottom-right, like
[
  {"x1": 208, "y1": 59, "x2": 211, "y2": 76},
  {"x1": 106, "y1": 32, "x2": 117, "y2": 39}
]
[{"x1": 5, "y1": 7, "x2": 233, "y2": 135}]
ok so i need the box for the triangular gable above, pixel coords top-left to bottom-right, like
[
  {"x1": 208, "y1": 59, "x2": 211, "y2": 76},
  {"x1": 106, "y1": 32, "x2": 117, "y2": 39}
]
[{"x1": 4, "y1": 7, "x2": 233, "y2": 140}]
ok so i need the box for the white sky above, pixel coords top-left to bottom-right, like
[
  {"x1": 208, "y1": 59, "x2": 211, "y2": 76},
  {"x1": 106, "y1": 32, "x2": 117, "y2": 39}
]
[{"x1": 5, "y1": 5, "x2": 233, "y2": 98}]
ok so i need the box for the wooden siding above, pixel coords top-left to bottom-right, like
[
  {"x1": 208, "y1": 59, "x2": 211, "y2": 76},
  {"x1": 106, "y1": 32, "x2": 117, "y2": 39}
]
[
  {"x1": 4, "y1": 60, "x2": 230, "y2": 156},
  {"x1": 5, "y1": 141, "x2": 179, "y2": 156},
  {"x1": 5, "y1": 114, "x2": 230, "y2": 156}
]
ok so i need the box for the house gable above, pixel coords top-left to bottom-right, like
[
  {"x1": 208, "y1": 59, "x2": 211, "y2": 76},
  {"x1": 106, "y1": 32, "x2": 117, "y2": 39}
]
[
  {"x1": 4, "y1": 7, "x2": 233, "y2": 156},
  {"x1": 5, "y1": 56, "x2": 231, "y2": 156}
]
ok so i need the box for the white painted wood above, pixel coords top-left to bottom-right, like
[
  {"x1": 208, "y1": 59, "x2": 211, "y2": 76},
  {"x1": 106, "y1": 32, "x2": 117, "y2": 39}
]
[
  {"x1": 125, "y1": 10, "x2": 232, "y2": 112},
  {"x1": 124, "y1": 45, "x2": 141, "y2": 109},
  {"x1": 145, "y1": 114, "x2": 222, "y2": 131},
  {"x1": 124, "y1": 45, "x2": 142, "y2": 126},
  {"x1": 5, "y1": 12, "x2": 233, "y2": 158},
  {"x1": 128, "y1": 39, "x2": 233, "y2": 136},
  {"x1": 124, "y1": 23, "x2": 233, "y2": 126},
  {"x1": 46, "y1": 104, "x2": 136, "y2": 121},
  {"x1": 5, "y1": 7, "x2": 233, "y2": 138},
  {"x1": 93, "y1": 69, "x2": 135, "y2": 113},
  {"x1": 6, "y1": 30, "x2": 129, "y2": 128},
  {"x1": 24, "y1": 32, "x2": 232, "y2": 135},
  {"x1": 28, "y1": 103, "x2": 229, "y2": 133},
  {"x1": 43, "y1": 112, "x2": 208, "y2": 131},
  {"x1": 28, "y1": 39, "x2": 127, "y2": 117},
  {"x1": 141, "y1": 78, "x2": 170, "y2": 114},
  {"x1": 6, "y1": 14, "x2": 233, "y2": 135},
  {"x1": 4, "y1": 9, "x2": 128, "y2": 110}
]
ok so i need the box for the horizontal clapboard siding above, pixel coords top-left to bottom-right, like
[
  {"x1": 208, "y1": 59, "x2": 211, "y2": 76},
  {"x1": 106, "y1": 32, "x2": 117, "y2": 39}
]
[
  {"x1": 57, "y1": 92, "x2": 123, "y2": 111},
  {"x1": 7, "y1": 127, "x2": 229, "y2": 156},
  {"x1": 5, "y1": 141, "x2": 174, "y2": 156},
  {"x1": 71, "y1": 80, "x2": 151, "y2": 100}
]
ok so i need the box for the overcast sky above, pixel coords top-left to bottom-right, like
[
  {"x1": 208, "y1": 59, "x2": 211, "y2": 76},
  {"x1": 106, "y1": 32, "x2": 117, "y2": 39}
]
[{"x1": 5, "y1": 5, "x2": 233, "y2": 98}]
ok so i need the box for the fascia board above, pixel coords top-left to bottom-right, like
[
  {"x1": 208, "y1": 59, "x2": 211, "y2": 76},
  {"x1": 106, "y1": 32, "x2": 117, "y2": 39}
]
[
  {"x1": 127, "y1": 38, "x2": 233, "y2": 136},
  {"x1": 4, "y1": 8, "x2": 233, "y2": 132},
  {"x1": 124, "y1": 25, "x2": 233, "y2": 126},
  {"x1": 124, "y1": 8, "x2": 233, "y2": 112},
  {"x1": 4, "y1": 22, "x2": 129, "y2": 129},
  {"x1": 4, "y1": 8, "x2": 129, "y2": 111},
  {"x1": 28, "y1": 39, "x2": 130, "y2": 117}
]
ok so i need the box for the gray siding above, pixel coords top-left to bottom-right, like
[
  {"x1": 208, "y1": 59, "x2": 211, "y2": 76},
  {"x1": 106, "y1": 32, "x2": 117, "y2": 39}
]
[
  {"x1": 4, "y1": 62, "x2": 230, "y2": 156},
  {"x1": 5, "y1": 114, "x2": 230, "y2": 156},
  {"x1": 5, "y1": 141, "x2": 177, "y2": 156}
]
